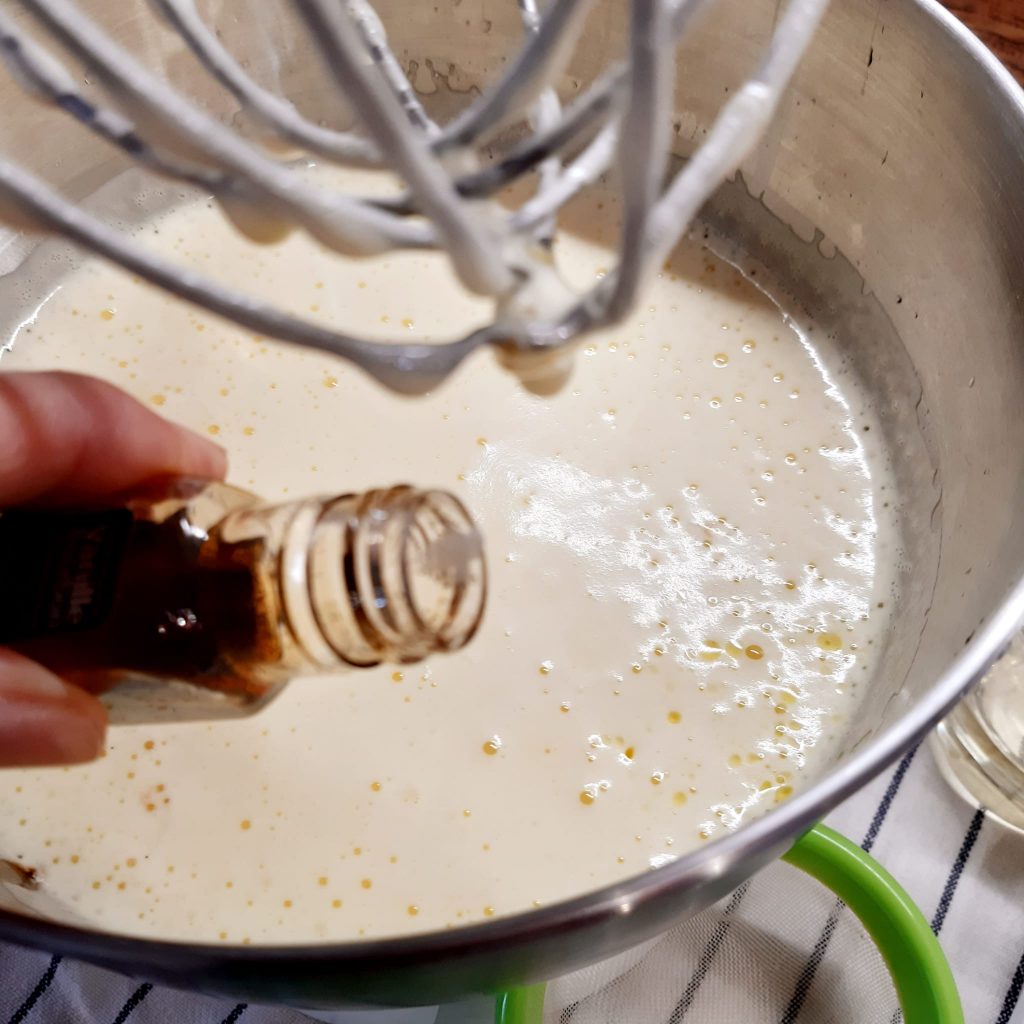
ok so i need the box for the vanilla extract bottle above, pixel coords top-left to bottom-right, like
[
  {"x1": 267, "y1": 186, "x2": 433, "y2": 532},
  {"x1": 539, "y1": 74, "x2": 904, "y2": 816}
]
[{"x1": 0, "y1": 478, "x2": 486, "y2": 721}]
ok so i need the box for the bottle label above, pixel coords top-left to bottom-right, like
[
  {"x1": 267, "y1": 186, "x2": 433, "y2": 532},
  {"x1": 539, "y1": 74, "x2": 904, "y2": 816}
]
[{"x1": 0, "y1": 508, "x2": 132, "y2": 642}]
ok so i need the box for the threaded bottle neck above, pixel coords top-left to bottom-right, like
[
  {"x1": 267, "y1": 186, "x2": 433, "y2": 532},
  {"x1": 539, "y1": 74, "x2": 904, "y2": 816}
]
[{"x1": 284, "y1": 486, "x2": 486, "y2": 669}]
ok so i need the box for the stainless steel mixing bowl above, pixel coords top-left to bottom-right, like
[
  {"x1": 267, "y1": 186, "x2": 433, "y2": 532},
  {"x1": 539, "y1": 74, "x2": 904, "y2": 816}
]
[{"x1": 0, "y1": 0, "x2": 1022, "y2": 1008}]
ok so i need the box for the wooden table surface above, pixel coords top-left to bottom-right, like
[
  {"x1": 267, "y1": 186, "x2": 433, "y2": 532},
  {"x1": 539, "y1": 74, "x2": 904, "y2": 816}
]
[{"x1": 941, "y1": 1, "x2": 1024, "y2": 82}]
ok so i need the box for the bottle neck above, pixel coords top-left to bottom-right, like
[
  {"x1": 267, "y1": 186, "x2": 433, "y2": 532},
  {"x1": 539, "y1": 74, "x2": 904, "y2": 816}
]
[{"x1": 215, "y1": 486, "x2": 486, "y2": 675}]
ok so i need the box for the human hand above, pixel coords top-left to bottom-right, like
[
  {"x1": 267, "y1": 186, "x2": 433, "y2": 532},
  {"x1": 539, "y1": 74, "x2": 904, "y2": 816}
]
[{"x1": 0, "y1": 371, "x2": 227, "y2": 767}]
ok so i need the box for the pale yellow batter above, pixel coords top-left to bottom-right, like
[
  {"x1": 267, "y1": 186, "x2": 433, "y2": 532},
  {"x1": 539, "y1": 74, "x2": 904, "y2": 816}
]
[{"x1": 0, "y1": 174, "x2": 899, "y2": 943}]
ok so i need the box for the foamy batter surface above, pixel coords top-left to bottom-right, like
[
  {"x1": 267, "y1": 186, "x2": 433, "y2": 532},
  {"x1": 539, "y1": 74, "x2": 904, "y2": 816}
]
[{"x1": 0, "y1": 177, "x2": 899, "y2": 943}]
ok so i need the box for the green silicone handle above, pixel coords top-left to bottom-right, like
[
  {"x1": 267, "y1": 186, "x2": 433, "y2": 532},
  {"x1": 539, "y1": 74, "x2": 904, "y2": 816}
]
[
  {"x1": 495, "y1": 822, "x2": 963, "y2": 1024},
  {"x1": 495, "y1": 984, "x2": 547, "y2": 1023},
  {"x1": 781, "y1": 823, "x2": 963, "y2": 1024}
]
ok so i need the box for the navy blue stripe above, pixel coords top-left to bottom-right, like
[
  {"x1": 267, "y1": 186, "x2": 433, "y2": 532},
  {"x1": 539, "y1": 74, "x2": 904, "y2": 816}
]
[
  {"x1": 665, "y1": 881, "x2": 751, "y2": 1022},
  {"x1": 6, "y1": 955, "x2": 62, "y2": 1024},
  {"x1": 219, "y1": 1004, "x2": 248, "y2": 1024},
  {"x1": 996, "y1": 943, "x2": 1024, "y2": 1024},
  {"x1": 779, "y1": 903, "x2": 842, "y2": 1024},
  {"x1": 861, "y1": 745, "x2": 918, "y2": 854},
  {"x1": 776, "y1": 744, "x2": 919, "y2": 1024},
  {"x1": 111, "y1": 982, "x2": 152, "y2": 1024},
  {"x1": 889, "y1": 805, "x2": 987, "y2": 1024},
  {"x1": 931, "y1": 808, "x2": 985, "y2": 934}
]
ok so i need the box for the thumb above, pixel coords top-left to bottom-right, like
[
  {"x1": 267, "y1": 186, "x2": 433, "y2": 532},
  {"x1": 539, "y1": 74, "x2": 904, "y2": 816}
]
[{"x1": 0, "y1": 650, "x2": 107, "y2": 767}]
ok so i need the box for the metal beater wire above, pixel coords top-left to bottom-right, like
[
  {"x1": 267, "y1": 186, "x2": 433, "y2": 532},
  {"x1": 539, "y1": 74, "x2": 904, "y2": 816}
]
[{"x1": 0, "y1": 0, "x2": 831, "y2": 392}]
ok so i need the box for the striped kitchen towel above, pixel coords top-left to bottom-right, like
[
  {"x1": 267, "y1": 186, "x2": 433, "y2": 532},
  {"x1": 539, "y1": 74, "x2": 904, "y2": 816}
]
[{"x1": 0, "y1": 742, "x2": 1019, "y2": 1023}]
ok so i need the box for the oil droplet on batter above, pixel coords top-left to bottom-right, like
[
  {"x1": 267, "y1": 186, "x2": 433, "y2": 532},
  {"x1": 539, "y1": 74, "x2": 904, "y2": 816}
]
[
  {"x1": 100, "y1": 308, "x2": 115, "y2": 321},
  {"x1": 407, "y1": 905, "x2": 419, "y2": 916},
  {"x1": 392, "y1": 671, "x2": 404, "y2": 683},
  {"x1": 150, "y1": 394, "x2": 166, "y2": 406},
  {"x1": 239, "y1": 820, "x2": 251, "y2": 831},
  {"x1": 650, "y1": 771, "x2": 665, "y2": 786},
  {"x1": 361, "y1": 879, "x2": 373, "y2": 890},
  {"x1": 483, "y1": 906, "x2": 496, "y2": 917},
  {"x1": 538, "y1": 661, "x2": 553, "y2": 676},
  {"x1": 323, "y1": 375, "x2": 338, "y2": 389},
  {"x1": 207, "y1": 424, "x2": 220, "y2": 436},
  {"x1": 817, "y1": 633, "x2": 843, "y2": 651},
  {"x1": 482, "y1": 736, "x2": 502, "y2": 756},
  {"x1": 744, "y1": 644, "x2": 764, "y2": 660},
  {"x1": 699, "y1": 641, "x2": 722, "y2": 662},
  {"x1": 370, "y1": 781, "x2": 382, "y2": 792},
  {"x1": 667, "y1": 710, "x2": 681, "y2": 724}
]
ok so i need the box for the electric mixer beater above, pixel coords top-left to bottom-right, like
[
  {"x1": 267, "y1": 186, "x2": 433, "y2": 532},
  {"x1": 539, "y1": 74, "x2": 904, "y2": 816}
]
[{"x1": 0, "y1": 0, "x2": 829, "y2": 395}]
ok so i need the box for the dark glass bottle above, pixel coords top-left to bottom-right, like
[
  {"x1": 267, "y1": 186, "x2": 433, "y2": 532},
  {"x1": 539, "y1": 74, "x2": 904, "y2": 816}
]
[{"x1": 0, "y1": 478, "x2": 486, "y2": 721}]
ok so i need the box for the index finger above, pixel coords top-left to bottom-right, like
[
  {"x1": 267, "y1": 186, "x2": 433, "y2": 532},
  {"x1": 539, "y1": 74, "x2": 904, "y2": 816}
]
[{"x1": 0, "y1": 371, "x2": 227, "y2": 505}]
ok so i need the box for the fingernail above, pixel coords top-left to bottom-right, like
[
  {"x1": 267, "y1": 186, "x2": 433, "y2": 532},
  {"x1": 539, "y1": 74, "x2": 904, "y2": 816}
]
[
  {"x1": 179, "y1": 428, "x2": 229, "y2": 480},
  {"x1": 0, "y1": 650, "x2": 70, "y2": 697},
  {"x1": 0, "y1": 698, "x2": 108, "y2": 767}
]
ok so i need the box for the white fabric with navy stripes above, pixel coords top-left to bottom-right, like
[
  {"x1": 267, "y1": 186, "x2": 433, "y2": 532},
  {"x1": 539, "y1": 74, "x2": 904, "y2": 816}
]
[{"x1": 0, "y1": 742, "x2": 1020, "y2": 1023}]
